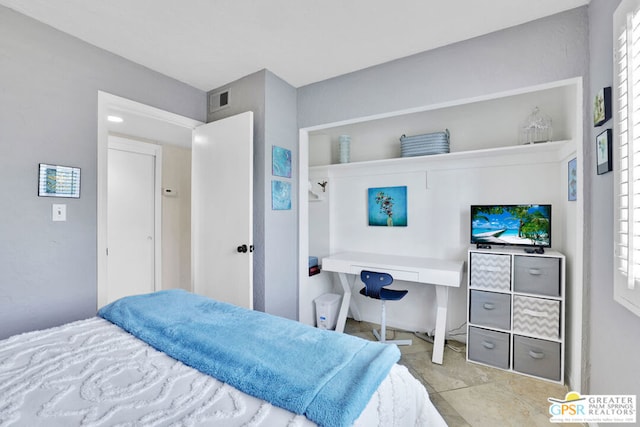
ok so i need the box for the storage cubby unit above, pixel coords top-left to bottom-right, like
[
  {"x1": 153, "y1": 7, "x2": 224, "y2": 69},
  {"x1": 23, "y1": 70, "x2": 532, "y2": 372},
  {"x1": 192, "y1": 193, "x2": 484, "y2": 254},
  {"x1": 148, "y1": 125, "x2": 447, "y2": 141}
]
[{"x1": 466, "y1": 247, "x2": 566, "y2": 383}]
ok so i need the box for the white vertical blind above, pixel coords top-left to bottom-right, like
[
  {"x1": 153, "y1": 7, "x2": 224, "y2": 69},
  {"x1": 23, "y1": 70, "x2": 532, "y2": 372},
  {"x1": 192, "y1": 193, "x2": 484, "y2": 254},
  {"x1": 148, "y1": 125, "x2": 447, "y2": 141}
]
[
  {"x1": 617, "y1": 9, "x2": 640, "y2": 289},
  {"x1": 632, "y1": 10, "x2": 640, "y2": 289},
  {"x1": 617, "y1": 19, "x2": 629, "y2": 278},
  {"x1": 614, "y1": 0, "x2": 640, "y2": 316}
]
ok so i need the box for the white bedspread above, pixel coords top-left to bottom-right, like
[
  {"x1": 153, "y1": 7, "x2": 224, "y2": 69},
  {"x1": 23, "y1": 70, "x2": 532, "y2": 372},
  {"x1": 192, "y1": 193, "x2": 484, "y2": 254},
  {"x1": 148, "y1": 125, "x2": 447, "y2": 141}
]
[{"x1": 0, "y1": 317, "x2": 446, "y2": 426}]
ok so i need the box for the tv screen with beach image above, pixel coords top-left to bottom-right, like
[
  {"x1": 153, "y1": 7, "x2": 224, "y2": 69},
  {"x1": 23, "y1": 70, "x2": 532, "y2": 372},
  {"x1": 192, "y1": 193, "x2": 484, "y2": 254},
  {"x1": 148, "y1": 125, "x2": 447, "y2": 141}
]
[{"x1": 471, "y1": 204, "x2": 551, "y2": 247}]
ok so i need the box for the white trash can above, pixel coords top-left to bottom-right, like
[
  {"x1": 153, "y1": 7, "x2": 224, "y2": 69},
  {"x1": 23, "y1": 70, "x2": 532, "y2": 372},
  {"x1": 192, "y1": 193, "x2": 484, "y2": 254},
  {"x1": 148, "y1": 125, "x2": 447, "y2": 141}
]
[{"x1": 314, "y1": 293, "x2": 341, "y2": 330}]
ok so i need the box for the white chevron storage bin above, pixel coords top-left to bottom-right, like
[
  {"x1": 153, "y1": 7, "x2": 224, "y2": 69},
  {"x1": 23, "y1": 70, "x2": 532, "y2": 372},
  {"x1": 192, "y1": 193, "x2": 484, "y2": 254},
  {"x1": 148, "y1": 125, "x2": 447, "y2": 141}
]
[
  {"x1": 469, "y1": 252, "x2": 511, "y2": 291},
  {"x1": 466, "y1": 247, "x2": 566, "y2": 383},
  {"x1": 513, "y1": 295, "x2": 560, "y2": 340}
]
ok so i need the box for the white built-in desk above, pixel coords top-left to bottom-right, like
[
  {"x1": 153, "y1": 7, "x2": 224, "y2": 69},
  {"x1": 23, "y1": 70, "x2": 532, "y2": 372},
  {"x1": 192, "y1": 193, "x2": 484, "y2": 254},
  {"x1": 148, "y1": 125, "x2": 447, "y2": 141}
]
[{"x1": 321, "y1": 251, "x2": 464, "y2": 364}]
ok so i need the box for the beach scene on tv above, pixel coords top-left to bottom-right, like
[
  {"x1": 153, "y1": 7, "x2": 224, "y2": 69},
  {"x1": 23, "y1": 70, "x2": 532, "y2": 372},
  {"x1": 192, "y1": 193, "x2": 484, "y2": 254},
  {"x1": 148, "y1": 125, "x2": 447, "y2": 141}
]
[{"x1": 471, "y1": 205, "x2": 551, "y2": 247}]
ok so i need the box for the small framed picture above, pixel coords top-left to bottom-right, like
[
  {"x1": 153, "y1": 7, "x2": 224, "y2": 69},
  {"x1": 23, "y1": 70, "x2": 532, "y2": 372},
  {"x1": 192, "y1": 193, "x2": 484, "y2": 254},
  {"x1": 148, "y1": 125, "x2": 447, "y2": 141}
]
[
  {"x1": 271, "y1": 180, "x2": 291, "y2": 210},
  {"x1": 367, "y1": 186, "x2": 407, "y2": 227},
  {"x1": 568, "y1": 158, "x2": 577, "y2": 201},
  {"x1": 594, "y1": 87, "x2": 611, "y2": 127},
  {"x1": 596, "y1": 129, "x2": 613, "y2": 175},
  {"x1": 272, "y1": 145, "x2": 291, "y2": 178},
  {"x1": 38, "y1": 163, "x2": 81, "y2": 198}
]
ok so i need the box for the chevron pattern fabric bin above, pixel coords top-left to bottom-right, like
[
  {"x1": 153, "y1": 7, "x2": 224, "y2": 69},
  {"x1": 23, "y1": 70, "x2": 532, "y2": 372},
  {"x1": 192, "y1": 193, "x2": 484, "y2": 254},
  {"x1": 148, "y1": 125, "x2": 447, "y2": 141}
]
[
  {"x1": 513, "y1": 295, "x2": 560, "y2": 340},
  {"x1": 469, "y1": 253, "x2": 511, "y2": 291},
  {"x1": 399, "y1": 129, "x2": 450, "y2": 157}
]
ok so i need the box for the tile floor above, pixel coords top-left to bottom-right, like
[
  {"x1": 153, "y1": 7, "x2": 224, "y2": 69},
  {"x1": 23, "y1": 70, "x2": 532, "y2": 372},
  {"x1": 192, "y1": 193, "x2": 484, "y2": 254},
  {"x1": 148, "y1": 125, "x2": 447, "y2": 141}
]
[{"x1": 344, "y1": 319, "x2": 584, "y2": 427}]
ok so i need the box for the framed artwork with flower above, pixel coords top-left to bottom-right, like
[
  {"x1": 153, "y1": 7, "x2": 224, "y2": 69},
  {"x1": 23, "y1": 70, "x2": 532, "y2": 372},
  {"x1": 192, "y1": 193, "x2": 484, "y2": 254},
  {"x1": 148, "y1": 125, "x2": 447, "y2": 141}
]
[
  {"x1": 368, "y1": 186, "x2": 407, "y2": 227},
  {"x1": 593, "y1": 87, "x2": 611, "y2": 127},
  {"x1": 596, "y1": 129, "x2": 613, "y2": 175}
]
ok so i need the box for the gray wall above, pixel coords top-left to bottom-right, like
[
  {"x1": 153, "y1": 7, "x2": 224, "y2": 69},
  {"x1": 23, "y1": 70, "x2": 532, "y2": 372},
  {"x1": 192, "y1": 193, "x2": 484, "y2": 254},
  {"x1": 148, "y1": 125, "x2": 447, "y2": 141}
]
[
  {"x1": 0, "y1": 6, "x2": 205, "y2": 339},
  {"x1": 298, "y1": 8, "x2": 588, "y2": 128},
  {"x1": 588, "y1": 0, "x2": 640, "y2": 406},
  {"x1": 264, "y1": 71, "x2": 298, "y2": 318},
  {"x1": 208, "y1": 70, "x2": 298, "y2": 320}
]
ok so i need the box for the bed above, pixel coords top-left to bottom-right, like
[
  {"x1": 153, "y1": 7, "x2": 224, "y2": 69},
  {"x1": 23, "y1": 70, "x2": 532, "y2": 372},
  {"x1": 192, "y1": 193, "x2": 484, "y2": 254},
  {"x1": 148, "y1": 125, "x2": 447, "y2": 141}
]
[{"x1": 0, "y1": 290, "x2": 446, "y2": 426}]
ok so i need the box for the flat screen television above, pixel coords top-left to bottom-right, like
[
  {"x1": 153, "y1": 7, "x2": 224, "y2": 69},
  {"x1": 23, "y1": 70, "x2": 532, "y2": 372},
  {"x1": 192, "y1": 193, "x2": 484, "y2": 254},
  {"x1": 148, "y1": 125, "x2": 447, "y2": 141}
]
[{"x1": 470, "y1": 204, "x2": 551, "y2": 248}]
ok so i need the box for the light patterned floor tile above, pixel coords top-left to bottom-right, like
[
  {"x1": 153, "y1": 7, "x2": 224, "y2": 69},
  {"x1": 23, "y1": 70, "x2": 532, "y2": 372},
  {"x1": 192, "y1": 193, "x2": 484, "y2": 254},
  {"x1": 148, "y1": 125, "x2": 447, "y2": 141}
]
[{"x1": 343, "y1": 318, "x2": 585, "y2": 427}]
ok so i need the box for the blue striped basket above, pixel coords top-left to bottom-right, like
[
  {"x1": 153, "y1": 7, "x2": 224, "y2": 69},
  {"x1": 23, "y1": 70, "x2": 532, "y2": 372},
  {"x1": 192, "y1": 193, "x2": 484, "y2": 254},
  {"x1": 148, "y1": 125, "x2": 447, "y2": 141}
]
[{"x1": 400, "y1": 129, "x2": 450, "y2": 157}]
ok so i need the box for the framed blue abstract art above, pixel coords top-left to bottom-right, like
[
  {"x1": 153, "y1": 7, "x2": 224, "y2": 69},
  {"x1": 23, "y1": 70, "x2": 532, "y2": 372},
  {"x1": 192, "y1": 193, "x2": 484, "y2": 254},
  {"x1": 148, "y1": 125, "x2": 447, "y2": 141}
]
[
  {"x1": 568, "y1": 157, "x2": 577, "y2": 201},
  {"x1": 272, "y1": 146, "x2": 292, "y2": 178},
  {"x1": 272, "y1": 180, "x2": 291, "y2": 210},
  {"x1": 368, "y1": 186, "x2": 407, "y2": 227}
]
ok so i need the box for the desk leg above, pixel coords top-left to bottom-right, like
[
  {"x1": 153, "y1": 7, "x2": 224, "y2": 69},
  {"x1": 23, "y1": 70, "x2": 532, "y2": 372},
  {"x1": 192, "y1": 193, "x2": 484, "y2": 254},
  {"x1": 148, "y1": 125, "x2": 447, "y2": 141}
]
[
  {"x1": 335, "y1": 272, "x2": 361, "y2": 333},
  {"x1": 432, "y1": 285, "x2": 449, "y2": 364}
]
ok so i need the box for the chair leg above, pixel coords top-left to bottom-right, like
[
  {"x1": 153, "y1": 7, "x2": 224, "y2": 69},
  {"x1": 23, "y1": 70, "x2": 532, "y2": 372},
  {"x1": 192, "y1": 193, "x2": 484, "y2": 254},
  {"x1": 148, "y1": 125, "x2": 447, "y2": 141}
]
[{"x1": 372, "y1": 300, "x2": 412, "y2": 346}]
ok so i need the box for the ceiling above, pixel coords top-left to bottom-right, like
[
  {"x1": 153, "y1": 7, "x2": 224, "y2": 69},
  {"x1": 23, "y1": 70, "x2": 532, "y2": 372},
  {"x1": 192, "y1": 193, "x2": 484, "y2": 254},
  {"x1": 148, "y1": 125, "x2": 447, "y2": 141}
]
[{"x1": 1, "y1": 0, "x2": 590, "y2": 91}]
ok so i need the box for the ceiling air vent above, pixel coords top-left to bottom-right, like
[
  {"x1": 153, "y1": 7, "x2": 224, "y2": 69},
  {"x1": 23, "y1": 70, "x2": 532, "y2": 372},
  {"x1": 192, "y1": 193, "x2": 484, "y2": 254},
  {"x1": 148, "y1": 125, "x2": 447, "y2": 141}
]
[{"x1": 209, "y1": 89, "x2": 229, "y2": 114}]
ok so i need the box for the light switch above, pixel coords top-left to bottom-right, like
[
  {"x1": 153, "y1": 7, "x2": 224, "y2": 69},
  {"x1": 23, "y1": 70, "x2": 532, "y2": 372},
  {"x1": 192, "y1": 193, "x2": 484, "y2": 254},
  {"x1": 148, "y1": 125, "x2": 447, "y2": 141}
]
[{"x1": 52, "y1": 204, "x2": 67, "y2": 221}]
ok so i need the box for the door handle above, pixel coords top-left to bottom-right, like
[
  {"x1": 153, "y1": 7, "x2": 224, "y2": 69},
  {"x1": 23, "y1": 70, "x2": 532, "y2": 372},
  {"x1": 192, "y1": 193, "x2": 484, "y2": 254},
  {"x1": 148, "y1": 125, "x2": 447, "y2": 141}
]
[{"x1": 237, "y1": 244, "x2": 248, "y2": 253}]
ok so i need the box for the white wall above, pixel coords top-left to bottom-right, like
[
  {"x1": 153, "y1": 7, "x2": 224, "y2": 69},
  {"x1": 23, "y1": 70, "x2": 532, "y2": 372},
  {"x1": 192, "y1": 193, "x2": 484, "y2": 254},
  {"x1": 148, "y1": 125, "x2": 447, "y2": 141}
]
[
  {"x1": 161, "y1": 144, "x2": 191, "y2": 291},
  {"x1": 303, "y1": 159, "x2": 333, "y2": 326},
  {"x1": 311, "y1": 144, "x2": 570, "y2": 335}
]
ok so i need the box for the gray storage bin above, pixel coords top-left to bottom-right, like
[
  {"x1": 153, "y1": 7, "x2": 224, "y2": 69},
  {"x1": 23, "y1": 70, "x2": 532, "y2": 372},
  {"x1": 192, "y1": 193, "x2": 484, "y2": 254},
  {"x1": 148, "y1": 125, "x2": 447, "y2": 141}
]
[
  {"x1": 513, "y1": 335, "x2": 561, "y2": 381},
  {"x1": 468, "y1": 326, "x2": 510, "y2": 369},
  {"x1": 513, "y1": 256, "x2": 560, "y2": 296},
  {"x1": 470, "y1": 253, "x2": 511, "y2": 291},
  {"x1": 469, "y1": 290, "x2": 511, "y2": 330}
]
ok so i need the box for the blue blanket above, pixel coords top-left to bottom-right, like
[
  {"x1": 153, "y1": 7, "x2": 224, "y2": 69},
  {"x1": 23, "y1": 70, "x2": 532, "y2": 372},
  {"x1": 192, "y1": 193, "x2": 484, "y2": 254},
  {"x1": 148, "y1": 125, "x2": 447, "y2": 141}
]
[{"x1": 98, "y1": 290, "x2": 400, "y2": 427}]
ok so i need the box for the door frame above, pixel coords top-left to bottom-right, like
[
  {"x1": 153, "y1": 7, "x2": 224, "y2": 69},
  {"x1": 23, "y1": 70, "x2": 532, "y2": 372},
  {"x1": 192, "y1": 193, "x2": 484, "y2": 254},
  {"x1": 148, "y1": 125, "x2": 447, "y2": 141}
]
[
  {"x1": 108, "y1": 136, "x2": 163, "y2": 300},
  {"x1": 97, "y1": 91, "x2": 203, "y2": 309}
]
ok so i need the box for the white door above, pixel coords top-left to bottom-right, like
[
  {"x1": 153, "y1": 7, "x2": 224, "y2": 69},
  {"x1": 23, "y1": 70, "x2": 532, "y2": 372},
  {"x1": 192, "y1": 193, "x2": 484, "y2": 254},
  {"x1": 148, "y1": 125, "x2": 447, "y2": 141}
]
[
  {"x1": 107, "y1": 137, "x2": 162, "y2": 303},
  {"x1": 192, "y1": 111, "x2": 253, "y2": 308}
]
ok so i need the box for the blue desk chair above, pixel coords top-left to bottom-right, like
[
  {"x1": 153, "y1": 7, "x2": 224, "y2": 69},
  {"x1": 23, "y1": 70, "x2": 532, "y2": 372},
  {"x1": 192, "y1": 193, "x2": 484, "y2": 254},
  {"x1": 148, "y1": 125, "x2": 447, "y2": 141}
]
[{"x1": 360, "y1": 270, "x2": 412, "y2": 346}]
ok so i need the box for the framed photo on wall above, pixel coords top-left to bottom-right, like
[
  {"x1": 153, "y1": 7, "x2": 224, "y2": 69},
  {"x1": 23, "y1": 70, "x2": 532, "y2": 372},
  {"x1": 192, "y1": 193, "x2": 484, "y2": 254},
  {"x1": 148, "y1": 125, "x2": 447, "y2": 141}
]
[
  {"x1": 568, "y1": 158, "x2": 577, "y2": 201},
  {"x1": 596, "y1": 129, "x2": 612, "y2": 175},
  {"x1": 271, "y1": 180, "x2": 291, "y2": 210},
  {"x1": 593, "y1": 87, "x2": 611, "y2": 127},
  {"x1": 367, "y1": 186, "x2": 407, "y2": 227},
  {"x1": 38, "y1": 163, "x2": 81, "y2": 198},
  {"x1": 272, "y1": 145, "x2": 292, "y2": 178}
]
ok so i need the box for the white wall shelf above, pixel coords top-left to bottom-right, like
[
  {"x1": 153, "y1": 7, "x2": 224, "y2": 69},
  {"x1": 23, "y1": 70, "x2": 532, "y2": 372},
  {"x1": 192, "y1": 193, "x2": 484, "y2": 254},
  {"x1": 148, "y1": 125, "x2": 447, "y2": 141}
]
[{"x1": 310, "y1": 139, "x2": 575, "y2": 177}]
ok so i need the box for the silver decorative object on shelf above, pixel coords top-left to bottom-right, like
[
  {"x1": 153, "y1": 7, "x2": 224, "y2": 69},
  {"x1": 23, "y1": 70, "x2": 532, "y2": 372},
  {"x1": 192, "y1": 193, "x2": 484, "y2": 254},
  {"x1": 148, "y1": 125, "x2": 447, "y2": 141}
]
[
  {"x1": 519, "y1": 107, "x2": 553, "y2": 144},
  {"x1": 399, "y1": 129, "x2": 450, "y2": 157}
]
